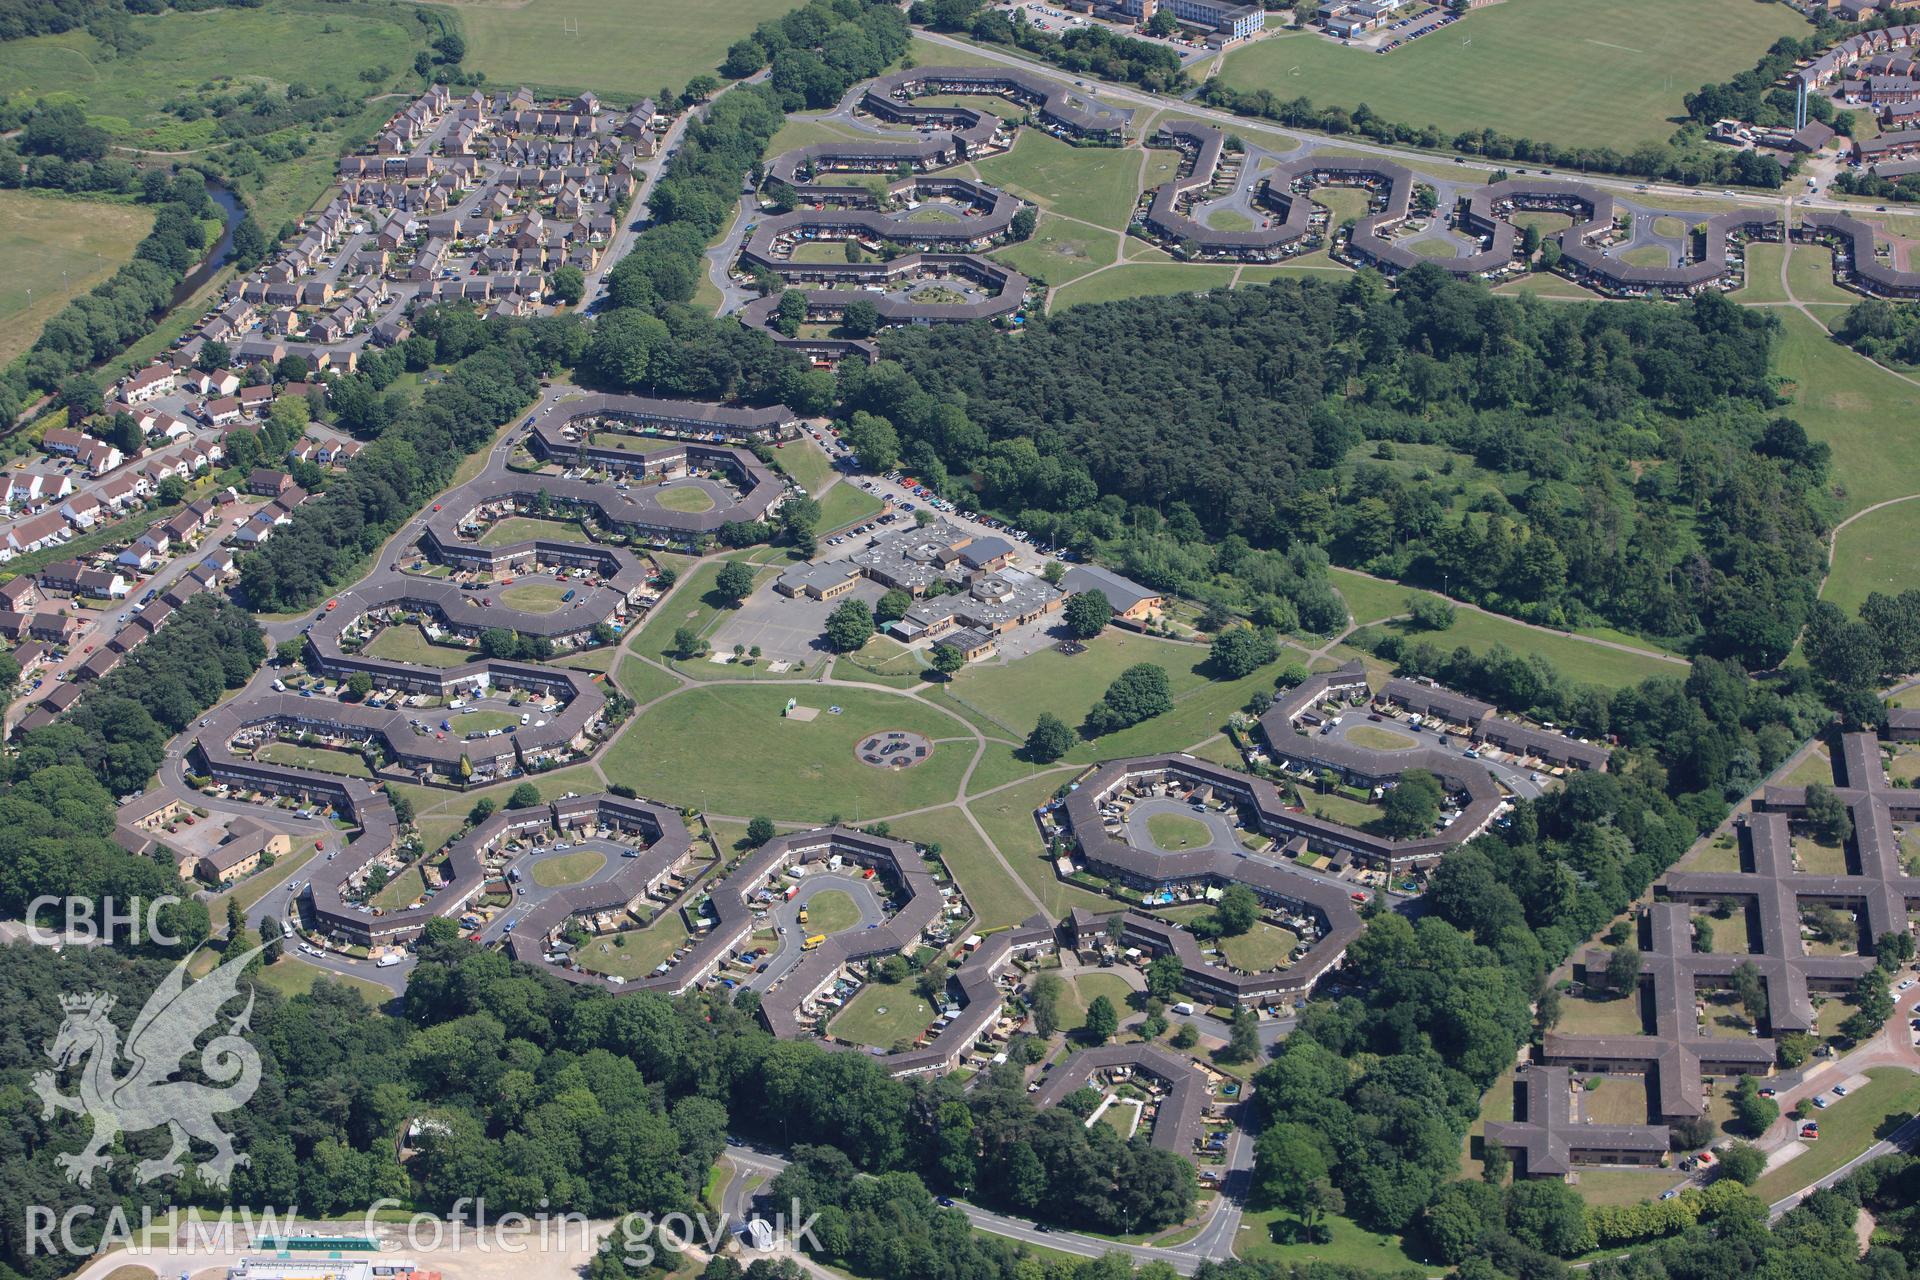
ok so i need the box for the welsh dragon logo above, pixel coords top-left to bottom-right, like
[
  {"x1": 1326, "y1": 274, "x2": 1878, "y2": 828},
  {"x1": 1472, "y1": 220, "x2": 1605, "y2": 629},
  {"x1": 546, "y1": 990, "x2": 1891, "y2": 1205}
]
[{"x1": 34, "y1": 944, "x2": 265, "y2": 1189}]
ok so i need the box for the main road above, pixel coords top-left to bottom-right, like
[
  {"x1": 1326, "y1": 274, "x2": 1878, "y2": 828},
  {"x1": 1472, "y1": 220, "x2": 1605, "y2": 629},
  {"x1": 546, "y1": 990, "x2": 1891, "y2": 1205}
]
[{"x1": 721, "y1": 1126, "x2": 1256, "y2": 1275}]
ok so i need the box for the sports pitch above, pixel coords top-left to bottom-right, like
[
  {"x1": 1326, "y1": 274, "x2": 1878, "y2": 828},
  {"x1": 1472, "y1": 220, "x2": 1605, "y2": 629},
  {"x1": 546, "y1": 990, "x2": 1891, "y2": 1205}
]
[{"x1": 1217, "y1": 0, "x2": 1808, "y2": 152}]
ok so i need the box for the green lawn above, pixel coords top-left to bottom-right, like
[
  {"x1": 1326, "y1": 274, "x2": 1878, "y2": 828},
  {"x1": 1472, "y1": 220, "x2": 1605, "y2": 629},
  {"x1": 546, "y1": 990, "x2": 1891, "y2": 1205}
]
[
  {"x1": 789, "y1": 241, "x2": 855, "y2": 264},
  {"x1": 772, "y1": 437, "x2": 837, "y2": 497},
  {"x1": 1059, "y1": 972, "x2": 1137, "y2": 1032},
  {"x1": 575, "y1": 911, "x2": 690, "y2": 979},
  {"x1": 1748, "y1": 1068, "x2": 1920, "y2": 1204},
  {"x1": 256, "y1": 958, "x2": 392, "y2": 1008},
  {"x1": 942, "y1": 631, "x2": 1209, "y2": 738},
  {"x1": 1694, "y1": 910, "x2": 1754, "y2": 954},
  {"x1": 365, "y1": 625, "x2": 476, "y2": 669},
  {"x1": 450, "y1": 0, "x2": 801, "y2": 98},
  {"x1": 479, "y1": 516, "x2": 595, "y2": 547},
  {"x1": 1146, "y1": 811, "x2": 1214, "y2": 851},
  {"x1": 654, "y1": 484, "x2": 717, "y2": 513},
  {"x1": 499, "y1": 583, "x2": 569, "y2": 613},
  {"x1": 1735, "y1": 242, "x2": 1792, "y2": 305},
  {"x1": 831, "y1": 983, "x2": 935, "y2": 1049},
  {"x1": 1785, "y1": 242, "x2": 1862, "y2": 305},
  {"x1": 601, "y1": 684, "x2": 974, "y2": 824},
  {"x1": 632, "y1": 555, "x2": 787, "y2": 671},
  {"x1": 455, "y1": 710, "x2": 522, "y2": 734},
  {"x1": 1495, "y1": 271, "x2": 1606, "y2": 300},
  {"x1": 1554, "y1": 993, "x2": 1647, "y2": 1037},
  {"x1": 530, "y1": 848, "x2": 607, "y2": 888},
  {"x1": 989, "y1": 212, "x2": 1121, "y2": 287},
  {"x1": 1238, "y1": 1206, "x2": 1428, "y2": 1272},
  {"x1": 834, "y1": 634, "x2": 927, "y2": 688},
  {"x1": 256, "y1": 741, "x2": 373, "y2": 779},
  {"x1": 615, "y1": 656, "x2": 686, "y2": 707},
  {"x1": 1217, "y1": 0, "x2": 1806, "y2": 152},
  {"x1": 801, "y1": 887, "x2": 862, "y2": 935},
  {"x1": 1573, "y1": 1168, "x2": 1688, "y2": 1208},
  {"x1": 1216, "y1": 921, "x2": 1298, "y2": 973},
  {"x1": 1583, "y1": 1076, "x2": 1654, "y2": 1125},
  {"x1": 1054, "y1": 263, "x2": 1239, "y2": 310},
  {"x1": 1345, "y1": 724, "x2": 1417, "y2": 751},
  {"x1": 0, "y1": 191, "x2": 153, "y2": 365},
  {"x1": 1822, "y1": 498, "x2": 1920, "y2": 610},
  {"x1": 887, "y1": 805, "x2": 1038, "y2": 930},
  {"x1": 975, "y1": 129, "x2": 1150, "y2": 230},
  {"x1": 814, "y1": 481, "x2": 883, "y2": 532},
  {"x1": 967, "y1": 772, "x2": 1114, "y2": 918},
  {"x1": 1621, "y1": 245, "x2": 1672, "y2": 268},
  {"x1": 1333, "y1": 569, "x2": 1688, "y2": 687},
  {"x1": 1773, "y1": 310, "x2": 1920, "y2": 517},
  {"x1": 0, "y1": 3, "x2": 418, "y2": 150},
  {"x1": 369, "y1": 863, "x2": 429, "y2": 912}
]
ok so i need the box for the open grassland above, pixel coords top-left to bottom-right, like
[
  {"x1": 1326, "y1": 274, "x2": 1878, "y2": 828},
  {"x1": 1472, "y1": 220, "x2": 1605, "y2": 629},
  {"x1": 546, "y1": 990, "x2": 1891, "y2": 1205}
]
[
  {"x1": 887, "y1": 805, "x2": 1037, "y2": 929},
  {"x1": 989, "y1": 212, "x2": 1120, "y2": 286},
  {"x1": 1238, "y1": 1207, "x2": 1428, "y2": 1273},
  {"x1": 968, "y1": 772, "x2": 1113, "y2": 918},
  {"x1": 601, "y1": 684, "x2": 973, "y2": 824},
  {"x1": 1822, "y1": 498, "x2": 1920, "y2": 610},
  {"x1": 771, "y1": 436, "x2": 836, "y2": 497},
  {"x1": 1217, "y1": 0, "x2": 1806, "y2": 152},
  {"x1": 0, "y1": 192, "x2": 153, "y2": 366},
  {"x1": 0, "y1": 3, "x2": 417, "y2": 149},
  {"x1": 1773, "y1": 309, "x2": 1920, "y2": 518},
  {"x1": 439, "y1": 0, "x2": 802, "y2": 100},
  {"x1": 256, "y1": 958, "x2": 392, "y2": 1007},
  {"x1": 942, "y1": 631, "x2": 1210, "y2": 738},
  {"x1": 1331, "y1": 569, "x2": 1688, "y2": 687},
  {"x1": 1054, "y1": 263, "x2": 1238, "y2": 309},
  {"x1": 975, "y1": 130, "x2": 1149, "y2": 230}
]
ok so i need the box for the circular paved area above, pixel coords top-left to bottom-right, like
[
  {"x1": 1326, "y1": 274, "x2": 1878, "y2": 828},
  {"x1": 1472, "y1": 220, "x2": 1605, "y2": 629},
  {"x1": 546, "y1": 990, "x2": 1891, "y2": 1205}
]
[{"x1": 855, "y1": 728, "x2": 934, "y2": 770}]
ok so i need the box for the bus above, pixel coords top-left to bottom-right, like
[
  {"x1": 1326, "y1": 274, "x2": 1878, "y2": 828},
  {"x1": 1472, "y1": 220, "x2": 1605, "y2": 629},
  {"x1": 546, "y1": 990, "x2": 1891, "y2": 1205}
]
[{"x1": 802, "y1": 934, "x2": 826, "y2": 950}]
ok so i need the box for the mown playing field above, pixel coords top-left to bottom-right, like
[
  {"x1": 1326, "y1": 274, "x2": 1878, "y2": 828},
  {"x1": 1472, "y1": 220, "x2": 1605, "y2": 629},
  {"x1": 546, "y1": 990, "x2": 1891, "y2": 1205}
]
[
  {"x1": 0, "y1": 3, "x2": 418, "y2": 150},
  {"x1": 0, "y1": 192, "x2": 153, "y2": 366},
  {"x1": 437, "y1": 0, "x2": 802, "y2": 99},
  {"x1": 601, "y1": 684, "x2": 974, "y2": 824},
  {"x1": 1218, "y1": 0, "x2": 1807, "y2": 152}
]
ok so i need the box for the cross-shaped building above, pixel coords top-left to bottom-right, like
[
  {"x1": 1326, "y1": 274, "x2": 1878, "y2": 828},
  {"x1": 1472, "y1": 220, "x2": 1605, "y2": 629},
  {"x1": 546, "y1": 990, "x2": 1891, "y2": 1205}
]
[{"x1": 1542, "y1": 730, "x2": 1919, "y2": 1120}]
